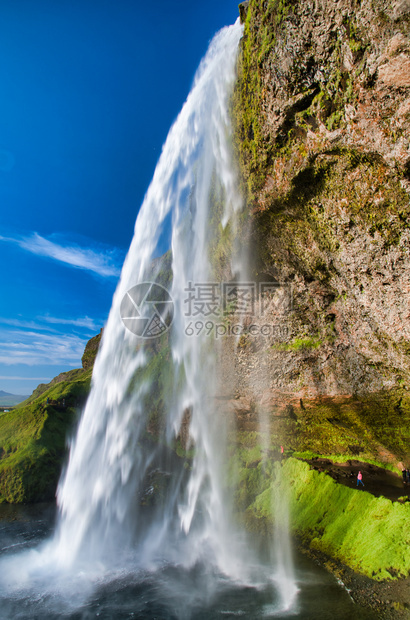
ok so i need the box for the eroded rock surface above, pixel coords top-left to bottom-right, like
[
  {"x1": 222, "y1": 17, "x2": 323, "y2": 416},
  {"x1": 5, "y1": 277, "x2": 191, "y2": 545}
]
[
  {"x1": 232, "y1": 0, "x2": 410, "y2": 395},
  {"x1": 228, "y1": 0, "x2": 410, "y2": 465}
]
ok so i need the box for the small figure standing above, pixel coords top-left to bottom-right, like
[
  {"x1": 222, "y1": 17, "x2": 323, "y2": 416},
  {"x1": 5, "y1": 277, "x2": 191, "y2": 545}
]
[
  {"x1": 280, "y1": 445, "x2": 284, "y2": 459},
  {"x1": 357, "y1": 471, "x2": 364, "y2": 487}
]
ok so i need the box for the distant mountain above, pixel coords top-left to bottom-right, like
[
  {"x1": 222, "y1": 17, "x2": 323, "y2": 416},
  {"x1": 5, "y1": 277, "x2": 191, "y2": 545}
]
[{"x1": 0, "y1": 391, "x2": 30, "y2": 407}]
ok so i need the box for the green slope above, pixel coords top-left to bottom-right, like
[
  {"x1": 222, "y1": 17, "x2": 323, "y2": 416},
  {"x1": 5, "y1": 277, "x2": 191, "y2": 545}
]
[{"x1": 0, "y1": 368, "x2": 92, "y2": 503}]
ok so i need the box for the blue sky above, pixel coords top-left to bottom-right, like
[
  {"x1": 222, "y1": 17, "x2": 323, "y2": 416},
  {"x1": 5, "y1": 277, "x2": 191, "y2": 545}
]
[{"x1": 0, "y1": 0, "x2": 241, "y2": 395}]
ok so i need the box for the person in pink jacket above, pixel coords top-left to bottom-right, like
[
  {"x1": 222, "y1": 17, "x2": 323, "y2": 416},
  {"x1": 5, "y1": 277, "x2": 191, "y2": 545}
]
[{"x1": 357, "y1": 471, "x2": 364, "y2": 487}]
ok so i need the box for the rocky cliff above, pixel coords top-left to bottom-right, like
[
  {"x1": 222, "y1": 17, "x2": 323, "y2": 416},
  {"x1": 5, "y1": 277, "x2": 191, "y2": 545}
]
[{"x1": 226, "y1": 0, "x2": 410, "y2": 467}]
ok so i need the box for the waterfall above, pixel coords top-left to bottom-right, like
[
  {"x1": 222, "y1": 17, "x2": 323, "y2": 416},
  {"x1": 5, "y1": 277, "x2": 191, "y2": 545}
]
[
  {"x1": 0, "y1": 18, "x2": 299, "y2": 618},
  {"x1": 272, "y1": 464, "x2": 299, "y2": 613},
  {"x1": 52, "y1": 19, "x2": 245, "y2": 574}
]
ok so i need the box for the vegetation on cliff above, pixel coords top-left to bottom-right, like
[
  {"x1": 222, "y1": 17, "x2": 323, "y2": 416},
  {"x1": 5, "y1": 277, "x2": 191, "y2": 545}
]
[
  {"x1": 234, "y1": 0, "x2": 410, "y2": 202},
  {"x1": 232, "y1": 0, "x2": 410, "y2": 390},
  {"x1": 226, "y1": 0, "x2": 410, "y2": 592},
  {"x1": 228, "y1": 426, "x2": 410, "y2": 581},
  {"x1": 229, "y1": 0, "x2": 410, "y2": 467},
  {"x1": 0, "y1": 332, "x2": 101, "y2": 503},
  {"x1": 81, "y1": 330, "x2": 103, "y2": 370},
  {"x1": 248, "y1": 457, "x2": 409, "y2": 580},
  {"x1": 230, "y1": 389, "x2": 410, "y2": 468}
]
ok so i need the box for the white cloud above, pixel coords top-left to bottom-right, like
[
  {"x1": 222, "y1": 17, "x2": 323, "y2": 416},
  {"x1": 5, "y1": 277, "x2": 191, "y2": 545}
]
[
  {"x1": 0, "y1": 315, "x2": 101, "y2": 334},
  {"x1": 0, "y1": 375, "x2": 51, "y2": 381},
  {"x1": 0, "y1": 329, "x2": 86, "y2": 367},
  {"x1": 0, "y1": 232, "x2": 121, "y2": 277},
  {"x1": 40, "y1": 315, "x2": 100, "y2": 331},
  {"x1": 0, "y1": 318, "x2": 45, "y2": 331}
]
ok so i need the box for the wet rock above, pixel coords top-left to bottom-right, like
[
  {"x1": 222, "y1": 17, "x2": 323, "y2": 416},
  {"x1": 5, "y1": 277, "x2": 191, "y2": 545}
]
[
  {"x1": 232, "y1": 0, "x2": 410, "y2": 407},
  {"x1": 238, "y1": 1, "x2": 250, "y2": 23}
]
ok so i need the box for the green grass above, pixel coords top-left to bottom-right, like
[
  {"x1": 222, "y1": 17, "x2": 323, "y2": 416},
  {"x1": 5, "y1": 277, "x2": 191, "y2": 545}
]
[
  {"x1": 0, "y1": 369, "x2": 91, "y2": 503},
  {"x1": 244, "y1": 458, "x2": 410, "y2": 580},
  {"x1": 228, "y1": 421, "x2": 410, "y2": 581}
]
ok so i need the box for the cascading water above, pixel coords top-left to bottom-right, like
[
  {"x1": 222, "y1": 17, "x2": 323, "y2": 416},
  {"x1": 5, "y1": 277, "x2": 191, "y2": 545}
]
[
  {"x1": 52, "y1": 18, "x2": 246, "y2": 576},
  {"x1": 0, "y1": 18, "x2": 301, "y2": 619}
]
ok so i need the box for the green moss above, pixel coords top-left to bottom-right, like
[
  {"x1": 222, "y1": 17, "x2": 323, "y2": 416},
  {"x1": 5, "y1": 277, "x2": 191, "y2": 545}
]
[
  {"x1": 233, "y1": 0, "x2": 410, "y2": 290},
  {"x1": 232, "y1": 1, "x2": 387, "y2": 209},
  {"x1": 299, "y1": 394, "x2": 409, "y2": 460},
  {"x1": 247, "y1": 458, "x2": 410, "y2": 580},
  {"x1": 81, "y1": 331, "x2": 102, "y2": 370},
  {"x1": 343, "y1": 15, "x2": 368, "y2": 57},
  {"x1": 173, "y1": 438, "x2": 195, "y2": 460},
  {"x1": 228, "y1": 425, "x2": 410, "y2": 579},
  {"x1": 230, "y1": 389, "x2": 410, "y2": 476},
  {"x1": 274, "y1": 335, "x2": 322, "y2": 351},
  {"x1": 233, "y1": 0, "x2": 291, "y2": 201},
  {"x1": 251, "y1": 147, "x2": 410, "y2": 285},
  {"x1": 326, "y1": 109, "x2": 344, "y2": 131}
]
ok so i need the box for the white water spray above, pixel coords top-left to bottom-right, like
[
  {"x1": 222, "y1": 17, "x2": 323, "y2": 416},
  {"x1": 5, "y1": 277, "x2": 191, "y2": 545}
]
[{"x1": 271, "y1": 464, "x2": 299, "y2": 613}]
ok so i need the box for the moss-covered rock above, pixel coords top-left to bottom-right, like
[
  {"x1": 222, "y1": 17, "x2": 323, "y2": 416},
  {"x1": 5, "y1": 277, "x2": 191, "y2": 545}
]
[
  {"x1": 227, "y1": 422, "x2": 409, "y2": 579},
  {"x1": 234, "y1": 0, "x2": 410, "y2": 203},
  {"x1": 230, "y1": 0, "x2": 410, "y2": 407},
  {"x1": 81, "y1": 330, "x2": 103, "y2": 370},
  {"x1": 244, "y1": 457, "x2": 410, "y2": 580}
]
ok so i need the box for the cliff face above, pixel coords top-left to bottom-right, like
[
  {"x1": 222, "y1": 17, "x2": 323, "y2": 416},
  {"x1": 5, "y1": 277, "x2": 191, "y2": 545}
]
[
  {"x1": 81, "y1": 329, "x2": 103, "y2": 370},
  {"x1": 226, "y1": 0, "x2": 410, "y2": 465}
]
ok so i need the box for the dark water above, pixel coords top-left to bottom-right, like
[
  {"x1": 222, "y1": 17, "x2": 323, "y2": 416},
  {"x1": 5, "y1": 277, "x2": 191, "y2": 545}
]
[{"x1": 0, "y1": 503, "x2": 377, "y2": 620}]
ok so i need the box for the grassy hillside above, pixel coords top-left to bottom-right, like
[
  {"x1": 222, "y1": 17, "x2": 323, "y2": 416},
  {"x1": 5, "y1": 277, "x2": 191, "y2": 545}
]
[
  {"x1": 0, "y1": 328, "x2": 103, "y2": 505},
  {"x1": 0, "y1": 368, "x2": 92, "y2": 503}
]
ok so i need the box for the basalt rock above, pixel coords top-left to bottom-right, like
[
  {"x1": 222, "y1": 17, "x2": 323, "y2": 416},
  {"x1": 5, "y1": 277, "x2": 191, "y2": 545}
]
[
  {"x1": 228, "y1": 0, "x2": 410, "y2": 466},
  {"x1": 81, "y1": 329, "x2": 103, "y2": 370}
]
